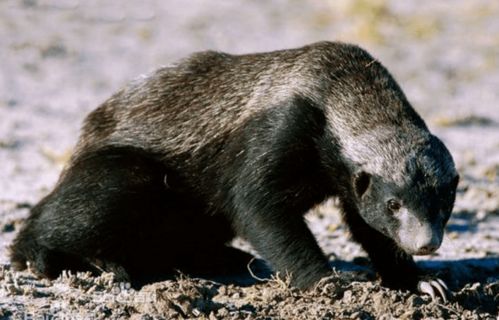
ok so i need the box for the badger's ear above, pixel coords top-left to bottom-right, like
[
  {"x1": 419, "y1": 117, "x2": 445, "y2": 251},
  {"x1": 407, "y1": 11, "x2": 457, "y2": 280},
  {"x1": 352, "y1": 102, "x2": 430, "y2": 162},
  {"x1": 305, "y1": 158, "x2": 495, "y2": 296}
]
[{"x1": 354, "y1": 171, "x2": 371, "y2": 198}]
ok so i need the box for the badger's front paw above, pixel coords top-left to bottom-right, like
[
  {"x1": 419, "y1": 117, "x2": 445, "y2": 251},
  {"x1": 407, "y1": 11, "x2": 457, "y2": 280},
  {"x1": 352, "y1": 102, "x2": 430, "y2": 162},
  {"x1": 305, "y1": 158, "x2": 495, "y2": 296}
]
[{"x1": 417, "y1": 277, "x2": 449, "y2": 302}]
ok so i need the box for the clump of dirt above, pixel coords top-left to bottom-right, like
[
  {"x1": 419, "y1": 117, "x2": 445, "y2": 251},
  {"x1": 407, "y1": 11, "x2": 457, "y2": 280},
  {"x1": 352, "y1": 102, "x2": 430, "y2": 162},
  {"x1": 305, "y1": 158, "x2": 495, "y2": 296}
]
[
  {"x1": 1, "y1": 265, "x2": 497, "y2": 319},
  {"x1": 134, "y1": 277, "x2": 222, "y2": 318}
]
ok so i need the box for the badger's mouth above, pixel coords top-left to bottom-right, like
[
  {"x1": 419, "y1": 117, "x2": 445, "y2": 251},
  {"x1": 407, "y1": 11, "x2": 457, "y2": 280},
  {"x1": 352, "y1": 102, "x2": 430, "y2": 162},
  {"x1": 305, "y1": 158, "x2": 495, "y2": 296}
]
[{"x1": 398, "y1": 235, "x2": 442, "y2": 256}]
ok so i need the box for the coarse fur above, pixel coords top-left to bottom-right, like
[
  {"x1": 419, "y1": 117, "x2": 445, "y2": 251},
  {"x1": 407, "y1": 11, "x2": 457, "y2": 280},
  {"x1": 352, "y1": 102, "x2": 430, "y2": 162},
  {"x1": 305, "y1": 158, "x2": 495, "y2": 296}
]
[{"x1": 10, "y1": 41, "x2": 459, "y2": 291}]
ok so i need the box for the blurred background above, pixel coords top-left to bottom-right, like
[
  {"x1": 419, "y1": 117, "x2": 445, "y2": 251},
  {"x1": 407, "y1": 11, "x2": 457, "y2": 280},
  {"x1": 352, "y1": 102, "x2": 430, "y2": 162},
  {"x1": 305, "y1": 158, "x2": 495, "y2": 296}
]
[{"x1": 0, "y1": 0, "x2": 498, "y2": 267}]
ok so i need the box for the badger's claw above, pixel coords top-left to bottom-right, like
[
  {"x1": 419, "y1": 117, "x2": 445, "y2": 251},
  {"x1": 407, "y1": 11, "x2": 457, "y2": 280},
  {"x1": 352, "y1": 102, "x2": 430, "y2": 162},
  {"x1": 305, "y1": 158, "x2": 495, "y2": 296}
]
[{"x1": 417, "y1": 278, "x2": 449, "y2": 303}]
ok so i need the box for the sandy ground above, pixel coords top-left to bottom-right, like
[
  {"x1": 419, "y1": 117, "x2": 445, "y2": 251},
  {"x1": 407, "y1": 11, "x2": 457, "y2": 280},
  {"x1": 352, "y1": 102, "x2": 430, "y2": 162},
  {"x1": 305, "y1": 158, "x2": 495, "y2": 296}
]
[{"x1": 0, "y1": 0, "x2": 498, "y2": 319}]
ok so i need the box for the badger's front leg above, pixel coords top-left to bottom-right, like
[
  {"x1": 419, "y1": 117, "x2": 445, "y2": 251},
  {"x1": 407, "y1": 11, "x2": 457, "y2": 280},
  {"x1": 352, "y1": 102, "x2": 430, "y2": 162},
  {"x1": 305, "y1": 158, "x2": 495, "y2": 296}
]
[
  {"x1": 341, "y1": 200, "x2": 449, "y2": 301},
  {"x1": 223, "y1": 97, "x2": 333, "y2": 289},
  {"x1": 230, "y1": 197, "x2": 332, "y2": 289}
]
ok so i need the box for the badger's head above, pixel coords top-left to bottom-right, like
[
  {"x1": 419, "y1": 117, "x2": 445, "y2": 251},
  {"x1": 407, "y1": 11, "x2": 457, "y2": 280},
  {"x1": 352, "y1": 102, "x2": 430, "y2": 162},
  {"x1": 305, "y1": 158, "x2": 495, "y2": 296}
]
[{"x1": 352, "y1": 135, "x2": 459, "y2": 255}]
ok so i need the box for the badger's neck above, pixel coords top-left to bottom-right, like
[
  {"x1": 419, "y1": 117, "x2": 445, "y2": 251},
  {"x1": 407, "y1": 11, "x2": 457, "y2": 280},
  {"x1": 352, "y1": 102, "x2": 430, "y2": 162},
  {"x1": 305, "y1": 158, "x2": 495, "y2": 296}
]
[{"x1": 328, "y1": 121, "x2": 431, "y2": 184}]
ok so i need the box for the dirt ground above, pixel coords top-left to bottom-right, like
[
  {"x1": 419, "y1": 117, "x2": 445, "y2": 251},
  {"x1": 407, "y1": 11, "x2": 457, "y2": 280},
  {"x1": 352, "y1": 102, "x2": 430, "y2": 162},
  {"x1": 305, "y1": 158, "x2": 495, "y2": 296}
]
[{"x1": 0, "y1": 0, "x2": 498, "y2": 319}]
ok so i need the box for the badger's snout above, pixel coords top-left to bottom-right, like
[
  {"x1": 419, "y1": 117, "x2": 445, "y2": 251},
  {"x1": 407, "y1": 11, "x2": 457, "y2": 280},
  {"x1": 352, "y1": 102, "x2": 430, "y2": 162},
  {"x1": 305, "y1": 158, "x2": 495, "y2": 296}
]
[
  {"x1": 415, "y1": 244, "x2": 438, "y2": 255},
  {"x1": 412, "y1": 227, "x2": 442, "y2": 255},
  {"x1": 396, "y1": 208, "x2": 444, "y2": 255}
]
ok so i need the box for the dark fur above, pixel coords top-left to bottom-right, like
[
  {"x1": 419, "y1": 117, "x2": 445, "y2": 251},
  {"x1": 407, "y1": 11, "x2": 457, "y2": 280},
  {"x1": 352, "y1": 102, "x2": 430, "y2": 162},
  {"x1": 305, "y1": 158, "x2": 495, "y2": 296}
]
[{"x1": 10, "y1": 42, "x2": 458, "y2": 290}]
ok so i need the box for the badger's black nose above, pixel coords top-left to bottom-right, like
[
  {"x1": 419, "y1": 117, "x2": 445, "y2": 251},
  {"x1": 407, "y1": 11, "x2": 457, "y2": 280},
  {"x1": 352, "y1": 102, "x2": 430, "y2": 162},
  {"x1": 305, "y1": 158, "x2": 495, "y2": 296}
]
[{"x1": 416, "y1": 243, "x2": 438, "y2": 255}]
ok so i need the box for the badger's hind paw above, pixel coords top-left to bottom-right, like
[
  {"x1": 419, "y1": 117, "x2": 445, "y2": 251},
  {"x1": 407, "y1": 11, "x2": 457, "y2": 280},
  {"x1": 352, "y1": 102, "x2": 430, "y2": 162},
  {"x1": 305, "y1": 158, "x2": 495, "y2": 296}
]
[{"x1": 417, "y1": 278, "x2": 449, "y2": 302}]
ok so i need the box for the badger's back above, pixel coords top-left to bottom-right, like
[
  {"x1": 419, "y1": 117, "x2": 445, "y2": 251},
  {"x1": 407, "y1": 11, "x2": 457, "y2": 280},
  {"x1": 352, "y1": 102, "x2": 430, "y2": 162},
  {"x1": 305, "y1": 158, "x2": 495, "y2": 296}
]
[
  {"x1": 74, "y1": 46, "x2": 316, "y2": 158},
  {"x1": 72, "y1": 41, "x2": 428, "y2": 172}
]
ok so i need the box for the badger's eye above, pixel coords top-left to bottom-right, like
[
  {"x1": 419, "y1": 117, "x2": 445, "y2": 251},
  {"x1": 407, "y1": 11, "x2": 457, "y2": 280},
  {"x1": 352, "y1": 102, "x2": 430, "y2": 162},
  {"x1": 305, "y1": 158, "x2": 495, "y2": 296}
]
[{"x1": 387, "y1": 199, "x2": 401, "y2": 212}]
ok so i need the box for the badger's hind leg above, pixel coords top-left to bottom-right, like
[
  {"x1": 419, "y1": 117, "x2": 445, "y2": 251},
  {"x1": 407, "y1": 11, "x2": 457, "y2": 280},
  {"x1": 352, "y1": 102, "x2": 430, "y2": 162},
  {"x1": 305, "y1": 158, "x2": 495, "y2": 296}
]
[
  {"x1": 127, "y1": 200, "x2": 254, "y2": 285},
  {"x1": 9, "y1": 147, "x2": 170, "y2": 280},
  {"x1": 10, "y1": 212, "x2": 97, "y2": 279}
]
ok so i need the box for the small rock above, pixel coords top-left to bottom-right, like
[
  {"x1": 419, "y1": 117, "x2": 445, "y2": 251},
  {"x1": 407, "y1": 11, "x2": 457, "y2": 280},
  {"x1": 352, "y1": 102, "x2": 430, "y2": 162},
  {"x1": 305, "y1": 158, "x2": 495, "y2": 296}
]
[
  {"x1": 217, "y1": 307, "x2": 229, "y2": 317},
  {"x1": 342, "y1": 290, "x2": 352, "y2": 303},
  {"x1": 1, "y1": 223, "x2": 15, "y2": 233},
  {"x1": 407, "y1": 295, "x2": 425, "y2": 307}
]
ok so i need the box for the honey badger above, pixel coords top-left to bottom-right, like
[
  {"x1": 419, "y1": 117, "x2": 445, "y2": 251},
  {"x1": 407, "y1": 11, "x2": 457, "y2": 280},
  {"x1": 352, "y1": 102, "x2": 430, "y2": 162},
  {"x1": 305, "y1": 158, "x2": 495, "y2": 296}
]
[{"x1": 10, "y1": 42, "x2": 459, "y2": 299}]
